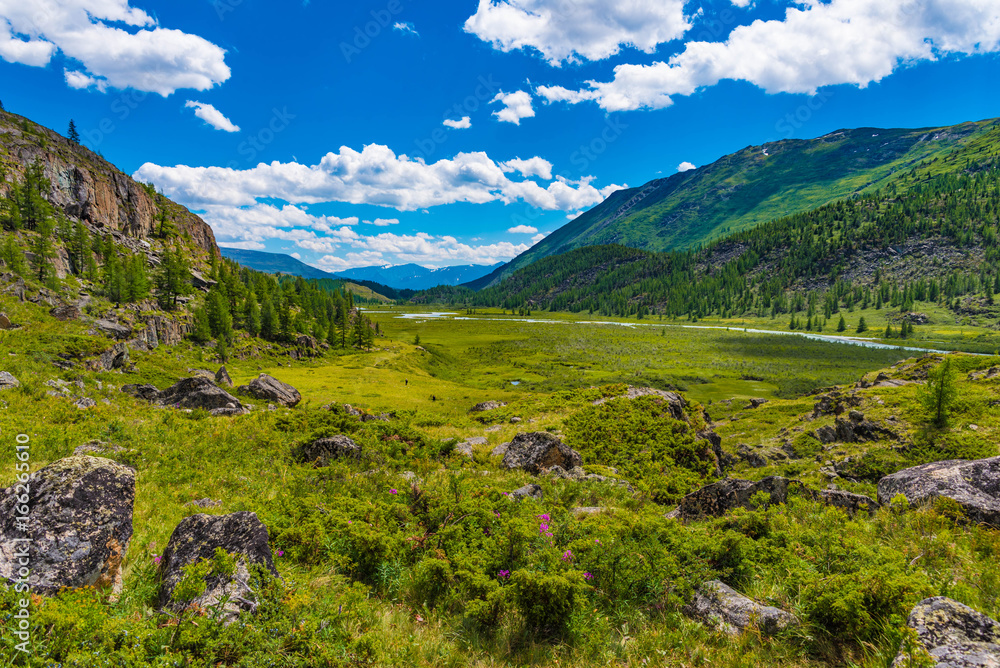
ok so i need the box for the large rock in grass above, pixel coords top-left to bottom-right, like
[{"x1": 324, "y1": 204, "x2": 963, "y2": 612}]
[
  {"x1": 671, "y1": 477, "x2": 790, "y2": 521},
  {"x1": 894, "y1": 597, "x2": 1000, "y2": 667},
  {"x1": 302, "y1": 435, "x2": 361, "y2": 466},
  {"x1": 877, "y1": 457, "x2": 1000, "y2": 528},
  {"x1": 121, "y1": 383, "x2": 161, "y2": 402},
  {"x1": 215, "y1": 366, "x2": 234, "y2": 388},
  {"x1": 247, "y1": 374, "x2": 301, "y2": 408},
  {"x1": 501, "y1": 432, "x2": 582, "y2": 475},
  {"x1": 159, "y1": 512, "x2": 280, "y2": 623},
  {"x1": 0, "y1": 371, "x2": 20, "y2": 390},
  {"x1": 158, "y1": 377, "x2": 244, "y2": 412},
  {"x1": 0, "y1": 456, "x2": 135, "y2": 594},
  {"x1": 686, "y1": 580, "x2": 799, "y2": 636},
  {"x1": 98, "y1": 342, "x2": 130, "y2": 371},
  {"x1": 471, "y1": 401, "x2": 506, "y2": 412}
]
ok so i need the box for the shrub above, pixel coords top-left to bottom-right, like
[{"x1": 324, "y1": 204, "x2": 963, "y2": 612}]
[{"x1": 511, "y1": 569, "x2": 588, "y2": 637}]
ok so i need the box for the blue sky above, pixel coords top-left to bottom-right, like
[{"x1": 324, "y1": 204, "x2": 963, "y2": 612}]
[{"x1": 1, "y1": 0, "x2": 999, "y2": 271}]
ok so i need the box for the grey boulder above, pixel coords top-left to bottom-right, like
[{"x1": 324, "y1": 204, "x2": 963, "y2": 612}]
[
  {"x1": 877, "y1": 457, "x2": 1000, "y2": 528},
  {"x1": 247, "y1": 374, "x2": 301, "y2": 408},
  {"x1": 0, "y1": 456, "x2": 135, "y2": 595},
  {"x1": 686, "y1": 580, "x2": 799, "y2": 636},
  {"x1": 159, "y1": 512, "x2": 280, "y2": 623},
  {"x1": 510, "y1": 483, "x2": 543, "y2": 501},
  {"x1": 501, "y1": 432, "x2": 582, "y2": 475},
  {"x1": 894, "y1": 597, "x2": 1000, "y2": 667},
  {"x1": 302, "y1": 435, "x2": 361, "y2": 466},
  {"x1": 0, "y1": 371, "x2": 20, "y2": 390},
  {"x1": 159, "y1": 377, "x2": 244, "y2": 412},
  {"x1": 673, "y1": 476, "x2": 790, "y2": 521}
]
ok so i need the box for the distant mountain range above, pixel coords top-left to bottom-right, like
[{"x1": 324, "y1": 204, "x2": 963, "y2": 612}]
[
  {"x1": 468, "y1": 118, "x2": 1000, "y2": 288},
  {"x1": 220, "y1": 248, "x2": 502, "y2": 291}
]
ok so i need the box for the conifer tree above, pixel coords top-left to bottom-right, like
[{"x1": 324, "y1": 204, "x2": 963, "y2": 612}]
[
  {"x1": 837, "y1": 315, "x2": 847, "y2": 332},
  {"x1": 32, "y1": 215, "x2": 55, "y2": 282},
  {"x1": 67, "y1": 120, "x2": 80, "y2": 144},
  {"x1": 260, "y1": 297, "x2": 277, "y2": 341}
]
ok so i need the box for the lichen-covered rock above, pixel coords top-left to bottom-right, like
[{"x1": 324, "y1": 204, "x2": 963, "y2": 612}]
[
  {"x1": 159, "y1": 512, "x2": 280, "y2": 623},
  {"x1": 820, "y1": 489, "x2": 879, "y2": 515},
  {"x1": 158, "y1": 377, "x2": 244, "y2": 412},
  {"x1": 471, "y1": 400, "x2": 507, "y2": 412},
  {"x1": 98, "y1": 342, "x2": 130, "y2": 371},
  {"x1": 247, "y1": 374, "x2": 301, "y2": 407},
  {"x1": 510, "y1": 483, "x2": 543, "y2": 501},
  {"x1": 94, "y1": 319, "x2": 133, "y2": 340},
  {"x1": 0, "y1": 371, "x2": 20, "y2": 390},
  {"x1": 674, "y1": 476, "x2": 790, "y2": 521},
  {"x1": 121, "y1": 383, "x2": 161, "y2": 402},
  {"x1": 302, "y1": 435, "x2": 361, "y2": 466},
  {"x1": 893, "y1": 597, "x2": 1000, "y2": 667},
  {"x1": 0, "y1": 455, "x2": 135, "y2": 594},
  {"x1": 491, "y1": 442, "x2": 510, "y2": 458},
  {"x1": 215, "y1": 366, "x2": 234, "y2": 388},
  {"x1": 501, "y1": 432, "x2": 582, "y2": 475},
  {"x1": 877, "y1": 457, "x2": 1000, "y2": 528},
  {"x1": 686, "y1": 580, "x2": 799, "y2": 636},
  {"x1": 49, "y1": 304, "x2": 82, "y2": 321},
  {"x1": 593, "y1": 386, "x2": 688, "y2": 421}
]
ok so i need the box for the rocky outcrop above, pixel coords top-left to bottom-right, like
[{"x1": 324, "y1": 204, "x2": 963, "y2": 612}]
[
  {"x1": 812, "y1": 391, "x2": 862, "y2": 418},
  {"x1": 49, "y1": 304, "x2": 82, "y2": 321},
  {"x1": 0, "y1": 456, "x2": 135, "y2": 594},
  {"x1": 302, "y1": 435, "x2": 361, "y2": 466},
  {"x1": 491, "y1": 442, "x2": 510, "y2": 458},
  {"x1": 471, "y1": 401, "x2": 507, "y2": 412},
  {"x1": 894, "y1": 597, "x2": 1000, "y2": 667},
  {"x1": 0, "y1": 112, "x2": 219, "y2": 257},
  {"x1": 501, "y1": 432, "x2": 582, "y2": 475},
  {"x1": 877, "y1": 457, "x2": 1000, "y2": 527},
  {"x1": 158, "y1": 512, "x2": 280, "y2": 623},
  {"x1": 815, "y1": 411, "x2": 897, "y2": 444},
  {"x1": 93, "y1": 319, "x2": 133, "y2": 340},
  {"x1": 593, "y1": 386, "x2": 687, "y2": 421},
  {"x1": 686, "y1": 580, "x2": 800, "y2": 636},
  {"x1": 0, "y1": 371, "x2": 19, "y2": 390},
  {"x1": 247, "y1": 374, "x2": 301, "y2": 408},
  {"x1": 97, "y1": 342, "x2": 130, "y2": 371},
  {"x1": 672, "y1": 477, "x2": 790, "y2": 521},
  {"x1": 158, "y1": 377, "x2": 244, "y2": 412}
]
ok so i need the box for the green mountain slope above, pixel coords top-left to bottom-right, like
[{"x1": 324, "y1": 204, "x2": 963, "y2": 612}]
[
  {"x1": 436, "y1": 127, "x2": 1000, "y2": 353},
  {"x1": 472, "y1": 117, "x2": 1000, "y2": 288}
]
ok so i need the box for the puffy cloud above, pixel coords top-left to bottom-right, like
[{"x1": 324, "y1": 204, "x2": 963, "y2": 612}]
[
  {"x1": 185, "y1": 101, "x2": 240, "y2": 133},
  {"x1": 531, "y1": 232, "x2": 546, "y2": 244},
  {"x1": 0, "y1": 0, "x2": 230, "y2": 95},
  {"x1": 508, "y1": 224, "x2": 538, "y2": 234},
  {"x1": 539, "y1": 0, "x2": 1000, "y2": 111},
  {"x1": 500, "y1": 157, "x2": 553, "y2": 180},
  {"x1": 365, "y1": 218, "x2": 400, "y2": 226},
  {"x1": 393, "y1": 21, "x2": 419, "y2": 36},
  {"x1": 134, "y1": 144, "x2": 623, "y2": 213},
  {"x1": 291, "y1": 252, "x2": 302, "y2": 259},
  {"x1": 443, "y1": 116, "x2": 472, "y2": 129},
  {"x1": 677, "y1": 161, "x2": 696, "y2": 172},
  {"x1": 491, "y1": 90, "x2": 535, "y2": 125},
  {"x1": 730, "y1": 0, "x2": 754, "y2": 7},
  {"x1": 218, "y1": 240, "x2": 266, "y2": 251},
  {"x1": 463, "y1": 0, "x2": 691, "y2": 65}
]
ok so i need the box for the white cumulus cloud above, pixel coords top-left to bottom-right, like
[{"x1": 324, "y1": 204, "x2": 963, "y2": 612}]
[
  {"x1": 185, "y1": 101, "x2": 240, "y2": 132},
  {"x1": 491, "y1": 90, "x2": 535, "y2": 125},
  {"x1": 0, "y1": 0, "x2": 230, "y2": 95},
  {"x1": 500, "y1": 157, "x2": 553, "y2": 180},
  {"x1": 538, "y1": 0, "x2": 1000, "y2": 112},
  {"x1": 678, "y1": 161, "x2": 696, "y2": 172},
  {"x1": 134, "y1": 144, "x2": 622, "y2": 213},
  {"x1": 508, "y1": 224, "x2": 538, "y2": 234},
  {"x1": 464, "y1": 0, "x2": 692, "y2": 65},
  {"x1": 364, "y1": 218, "x2": 400, "y2": 227},
  {"x1": 443, "y1": 116, "x2": 472, "y2": 129}
]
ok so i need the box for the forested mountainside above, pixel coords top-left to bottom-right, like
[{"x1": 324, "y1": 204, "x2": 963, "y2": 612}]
[
  {"x1": 430, "y1": 125, "x2": 1000, "y2": 331},
  {"x1": 471, "y1": 118, "x2": 1000, "y2": 288}
]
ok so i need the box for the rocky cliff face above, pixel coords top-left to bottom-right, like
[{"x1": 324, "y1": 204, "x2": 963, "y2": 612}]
[{"x1": 0, "y1": 111, "x2": 219, "y2": 258}]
